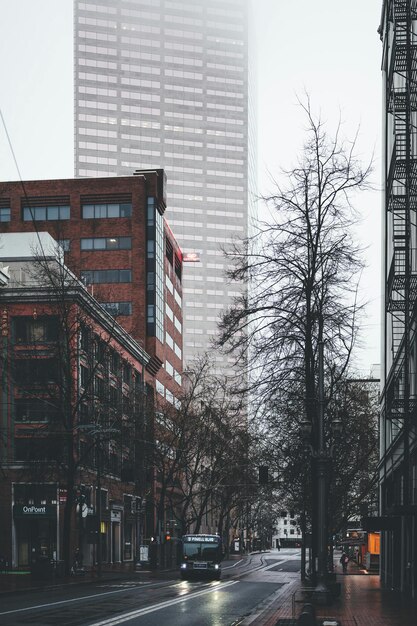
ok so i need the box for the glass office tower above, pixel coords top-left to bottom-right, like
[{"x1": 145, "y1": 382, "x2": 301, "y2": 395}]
[{"x1": 74, "y1": 0, "x2": 256, "y2": 374}]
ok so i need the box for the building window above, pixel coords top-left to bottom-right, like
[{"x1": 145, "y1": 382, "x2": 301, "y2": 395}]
[
  {"x1": 81, "y1": 237, "x2": 132, "y2": 250},
  {"x1": 14, "y1": 358, "x2": 58, "y2": 385},
  {"x1": 82, "y1": 202, "x2": 132, "y2": 219},
  {"x1": 109, "y1": 350, "x2": 120, "y2": 375},
  {"x1": 175, "y1": 254, "x2": 182, "y2": 281},
  {"x1": 80, "y1": 365, "x2": 89, "y2": 389},
  {"x1": 14, "y1": 437, "x2": 63, "y2": 461},
  {"x1": 81, "y1": 269, "x2": 132, "y2": 284},
  {"x1": 123, "y1": 362, "x2": 131, "y2": 385},
  {"x1": 14, "y1": 398, "x2": 57, "y2": 423},
  {"x1": 166, "y1": 237, "x2": 173, "y2": 265},
  {"x1": 58, "y1": 239, "x2": 71, "y2": 252},
  {"x1": 23, "y1": 205, "x2": 70, "y2": 221},
  {"x1": 94, "y1": 376, "x2": 105, "y2": 398},
  {"x1": 146, "y1": 197, "x2": 164, "y2": 343},
  {"x1": 14, "y1": 317, "x2": 59, "y2": 343},
  {"x1": 101, "y1": 301, "x2": 132, "y2": 316},
  {"x1": 0, "y1": 207, "x2": 11, "y2": 222}
]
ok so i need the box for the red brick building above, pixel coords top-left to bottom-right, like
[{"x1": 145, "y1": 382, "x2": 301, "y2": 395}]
[
  {"x1": 0, "y1": 170, "x2": 183, "y2": 407},
  {"x1": 0, "y1": 232, "x2": 152, "y2": 571}
]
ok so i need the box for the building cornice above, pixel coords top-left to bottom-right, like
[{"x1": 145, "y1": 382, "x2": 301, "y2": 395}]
[{"x1": 1, "y1": 283, "x2": 150, "y2": 367}]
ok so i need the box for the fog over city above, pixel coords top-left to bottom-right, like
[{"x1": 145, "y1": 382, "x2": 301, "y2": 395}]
[{"x1": 0, "y1": 0, "x2": 382, "y2": 374}]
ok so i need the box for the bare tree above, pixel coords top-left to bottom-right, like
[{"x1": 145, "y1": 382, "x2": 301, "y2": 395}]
[
  {"x1": 217, "y1": 97, "x2": 373, "y2": 573},
  {"x1": 148, "y1": 357, "x2": 252, "y2": 556},
  {"x1": 218, "y1": 96, "x2": 372, "y2": 424}
]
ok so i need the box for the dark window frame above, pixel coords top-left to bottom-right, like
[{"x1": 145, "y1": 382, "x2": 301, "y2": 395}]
[
  {"x1": 82, "y1": 203, "x2": 132, "y2": 219},
  {"x1": 22, "y1": 205, "x2": 70, "y2": 221}
]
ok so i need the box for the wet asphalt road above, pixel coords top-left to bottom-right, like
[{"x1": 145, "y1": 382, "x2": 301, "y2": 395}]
[{"x1": 0, "y1": 549, "x2": 300, "y2": 626}]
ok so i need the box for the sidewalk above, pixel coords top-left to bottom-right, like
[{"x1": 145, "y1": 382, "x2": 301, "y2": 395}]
[{"x1": 246, "y1": 554, "x2": 417, "y2": 626}]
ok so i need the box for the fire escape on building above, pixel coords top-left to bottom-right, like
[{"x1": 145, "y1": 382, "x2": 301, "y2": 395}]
[{"x1": 384, "y1": 0, "x2": 417, "y2": 514}]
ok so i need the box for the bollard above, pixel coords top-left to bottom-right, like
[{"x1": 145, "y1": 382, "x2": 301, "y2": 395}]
[{"x1": 297, "y1": 603, "x2": 316, "y2": 626}]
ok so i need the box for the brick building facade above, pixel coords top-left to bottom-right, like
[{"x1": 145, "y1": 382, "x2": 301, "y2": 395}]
[
  {"x1": 0, "y1": 170, "x2": 183, "y2": 408},
  {"x1": 0, "y1": 233, "x2": 152, "y2": 570}
]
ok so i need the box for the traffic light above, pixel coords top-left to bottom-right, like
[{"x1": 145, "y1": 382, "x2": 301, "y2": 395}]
[
  {"x1": 164, "y1": 533, "x2": 172, "y2": 543},
  {"x1": 259, "y1": 466, "x2": 268, "y2": 485}
]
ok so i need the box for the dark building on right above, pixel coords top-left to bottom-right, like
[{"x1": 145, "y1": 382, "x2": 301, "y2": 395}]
[{"x1": 379, "y1": 0, "x2": 417, "y2": 599}]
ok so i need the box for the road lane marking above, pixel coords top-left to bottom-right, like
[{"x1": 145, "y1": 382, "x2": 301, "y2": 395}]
[
  {"x1": 223, "y1": 559, "x2": 244, "y2": 569},
  {"x1": 87, "y1": 580, "x2": 240, "y2": 626},
  {"x1": 0, "y1": 581, "x2": 166, "y2": 616}
]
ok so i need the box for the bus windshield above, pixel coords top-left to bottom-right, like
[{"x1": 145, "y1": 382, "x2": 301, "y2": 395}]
[{"x1": 182, "y1": 535, "x2": 222, "y2": 562}]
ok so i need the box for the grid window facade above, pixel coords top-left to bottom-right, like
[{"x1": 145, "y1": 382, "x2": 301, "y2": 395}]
[{"x1": 74, "y1": 0, "x2": 255, "y2": 373}]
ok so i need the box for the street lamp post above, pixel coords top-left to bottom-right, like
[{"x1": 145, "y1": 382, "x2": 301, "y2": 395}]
[
  {"x1": 301, "y1": 323, "x2": 337, "y2": 603},
  {"x1": 96, "y1": 432, "x2": 102, "y2": 579},
  {"x1": 314, "y1": 333, "x2": 330, "y2": 600},
  {"x1": 78, "y1": 424, "x2": 118, "y2": 579}
]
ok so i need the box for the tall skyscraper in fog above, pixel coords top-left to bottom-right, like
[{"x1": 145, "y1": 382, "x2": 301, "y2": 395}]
[{"x1": 74, "y1": 0, "x2": 256, "y2": 374}]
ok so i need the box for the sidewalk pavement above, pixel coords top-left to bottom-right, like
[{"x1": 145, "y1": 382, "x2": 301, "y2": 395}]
[{"x1": 245, "y1": 552, "x2": 417, "y2": 626}]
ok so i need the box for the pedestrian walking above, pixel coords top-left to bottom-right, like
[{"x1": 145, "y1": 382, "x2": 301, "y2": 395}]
[{"x1": 340, "y1": 551, "x2": 349, "y2": 574}]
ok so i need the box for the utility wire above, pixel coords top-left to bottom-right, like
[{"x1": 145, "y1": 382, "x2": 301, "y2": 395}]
[{"x1": 0, "y1": 106, "x2": 48, "y2": 260}]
